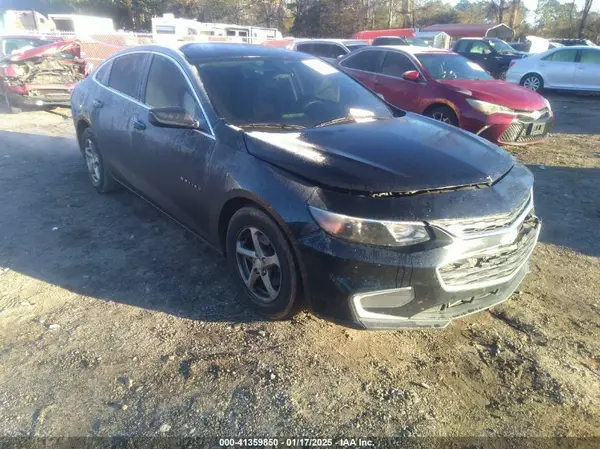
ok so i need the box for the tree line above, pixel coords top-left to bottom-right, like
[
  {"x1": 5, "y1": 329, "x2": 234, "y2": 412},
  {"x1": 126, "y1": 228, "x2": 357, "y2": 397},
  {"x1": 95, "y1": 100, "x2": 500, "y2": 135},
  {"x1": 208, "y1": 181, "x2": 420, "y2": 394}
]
[{"x1": 28, "y1": 0, "x2": 600, "y2": 41}]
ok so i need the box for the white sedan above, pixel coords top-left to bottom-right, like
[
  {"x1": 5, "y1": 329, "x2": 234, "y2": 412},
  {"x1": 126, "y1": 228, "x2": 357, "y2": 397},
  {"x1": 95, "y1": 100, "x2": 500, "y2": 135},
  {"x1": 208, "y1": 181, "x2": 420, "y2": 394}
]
[{"x1": 506, "y1": 45, "x2": 600, "y2": 92}]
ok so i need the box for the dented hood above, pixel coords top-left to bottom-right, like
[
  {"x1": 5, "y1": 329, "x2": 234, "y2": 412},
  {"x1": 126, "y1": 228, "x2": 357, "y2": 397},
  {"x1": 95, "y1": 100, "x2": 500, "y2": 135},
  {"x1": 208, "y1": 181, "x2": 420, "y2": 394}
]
[
  {"x1": 243, "y1": 114, "x2": 515, "y2": 194},
  {"x1": 3, "y1": 41, "x2": 81, "y2": 63}
]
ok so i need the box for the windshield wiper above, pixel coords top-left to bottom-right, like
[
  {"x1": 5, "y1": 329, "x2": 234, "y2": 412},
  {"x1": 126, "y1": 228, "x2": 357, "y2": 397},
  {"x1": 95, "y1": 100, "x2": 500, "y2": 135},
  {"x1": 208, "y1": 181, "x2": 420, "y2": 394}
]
[
  {"x1": 314, "y1": 116, "x2": 356, "y2": 128},
  {"x1": 240, "y1": 123, "x2": 306, "y2": 130},
  {"x1": 314, "y1": 115, "x2": 390, "y2": 128}
]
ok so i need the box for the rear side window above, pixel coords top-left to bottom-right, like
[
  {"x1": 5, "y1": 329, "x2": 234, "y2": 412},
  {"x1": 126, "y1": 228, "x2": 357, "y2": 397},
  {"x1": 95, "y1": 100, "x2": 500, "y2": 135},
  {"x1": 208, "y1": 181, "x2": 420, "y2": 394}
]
[
  {"x1": 454, "y1": 40, "x2": 470, "y2": 52},
  {"x1": 296, "y1": 43, "x2": 313, "y2": 54},
  {"x1": 94, "y1": 61, "x2": 112, "y2": 85},
  {"x1": 381, "y1": 52, "x2": 416, "y2": 77},
  {"x1": 543, "y1": 49, "x2": 578, "y2": 62},
  {"x1": 340, "y1": 50, "x2": 382, "y2": 73},
  {"x1": 580, "y1": 49, "x2": 600, "y2": 64},
  {"x1": 311, "y1": 43, "x2": 346, "y2": 59},
  {"x1": 144, "y1": 55, "x2": 199, "y2": 117},
  {"x1": 108, "y1": 53, "x2": 147, "y2": 99}
]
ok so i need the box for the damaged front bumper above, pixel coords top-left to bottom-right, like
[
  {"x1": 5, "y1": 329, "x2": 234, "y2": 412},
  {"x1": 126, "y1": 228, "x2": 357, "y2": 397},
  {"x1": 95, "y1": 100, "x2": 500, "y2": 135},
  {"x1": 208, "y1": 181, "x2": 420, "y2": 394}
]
[
  {"x1": 297, "y1": 192, "x2": 541, "y2": 330},
  {"x1": 7, "y1": 87, "x2": 73, "y2": 108}
]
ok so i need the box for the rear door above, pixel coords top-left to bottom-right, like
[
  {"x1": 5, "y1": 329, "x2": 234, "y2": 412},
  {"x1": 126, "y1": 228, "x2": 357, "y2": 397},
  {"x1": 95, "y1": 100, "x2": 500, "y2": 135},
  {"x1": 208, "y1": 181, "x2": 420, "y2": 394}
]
[
  {"x1": 373, "y1": 50, "x2": 423, "y2": 110},
  {"x1": 138, "y1": 53, "x2": 216, "y2": 236},
  {"x1": 575, "y1": 49, "x2": 600, "y2": 90},
  {"x1": 93, "y1": 52, "x2": 149, "y2": 188},
  {"x1": 539, "y1": 48, "x2": 578, "y2": 89},
  {"x1": 338, "y1": 49, "x2": 385, "y2": 90}
]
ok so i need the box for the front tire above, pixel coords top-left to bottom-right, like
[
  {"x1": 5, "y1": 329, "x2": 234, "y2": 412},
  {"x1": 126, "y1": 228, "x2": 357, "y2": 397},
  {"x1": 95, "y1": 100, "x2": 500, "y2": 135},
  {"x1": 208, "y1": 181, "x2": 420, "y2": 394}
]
[
  {"x1": 1, "y1": 90, "x2": 21, "y2": 114},
  {"x1": 226, "y1": 207, "x2": 300, "y2": 320},
  {"x1": 80, "y1": 128, "x2": 121, "y2": 193},
  {"x1": 425, "y1": 106, "x2": 459, "y2": 127},
  {"x1": 521, "y1": 73, "x2": 544, "y2": 92}
]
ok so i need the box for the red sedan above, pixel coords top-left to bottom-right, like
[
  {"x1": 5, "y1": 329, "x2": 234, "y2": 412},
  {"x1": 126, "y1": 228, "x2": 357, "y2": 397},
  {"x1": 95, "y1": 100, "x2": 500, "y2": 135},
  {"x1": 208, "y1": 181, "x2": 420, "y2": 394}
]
[{"x1": 337, "y1": 46, "x2": 553, "y2": 145}]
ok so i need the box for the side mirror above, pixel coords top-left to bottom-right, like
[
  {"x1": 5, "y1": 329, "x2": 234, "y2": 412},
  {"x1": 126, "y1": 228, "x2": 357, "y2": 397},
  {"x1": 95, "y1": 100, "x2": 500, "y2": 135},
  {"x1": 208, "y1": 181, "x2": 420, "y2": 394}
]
[
  {"x1": 148, "y1": 107, "x2": 200, "y2": 129},
  {"x1": 401, "y1": 70, "x2": 421, "y2": 82}
]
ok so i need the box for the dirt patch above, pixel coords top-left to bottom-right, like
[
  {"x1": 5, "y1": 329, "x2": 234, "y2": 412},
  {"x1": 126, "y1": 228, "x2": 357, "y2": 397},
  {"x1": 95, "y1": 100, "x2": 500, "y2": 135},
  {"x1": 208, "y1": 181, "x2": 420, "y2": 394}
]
[{"x1": 0, "y1": 97, "x2": 599, "y2": 437}]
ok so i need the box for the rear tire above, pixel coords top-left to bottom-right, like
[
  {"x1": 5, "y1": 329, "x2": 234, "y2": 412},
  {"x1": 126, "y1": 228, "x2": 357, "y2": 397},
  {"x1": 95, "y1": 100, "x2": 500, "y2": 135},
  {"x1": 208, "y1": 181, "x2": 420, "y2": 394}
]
[
  {"x1": 425, "y1": 106, "x2": 459, "y2": 127},
  {"x1": 80, "y1": 128, "x2": 121, "y2": 193},
  {"x1": 521, "y1": 73, "x2": 544, "y2": 92},
  {"x1": 226, "y1": 206, "x2": 300, "y2": 320}
]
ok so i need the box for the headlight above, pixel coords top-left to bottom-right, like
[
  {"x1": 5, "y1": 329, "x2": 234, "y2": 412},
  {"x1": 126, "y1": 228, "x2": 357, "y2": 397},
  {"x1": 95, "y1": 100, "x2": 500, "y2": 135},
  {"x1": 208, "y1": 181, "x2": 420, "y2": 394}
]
[
  {"x1": 466, "y1": 99, "x2": 515, "y2": 116},
  {"x1": 309, "y1": 206, "x2": 430, "y2": 247},
  {"x1": 543, "y1": 97, "x2": 552, "y2": 113}
]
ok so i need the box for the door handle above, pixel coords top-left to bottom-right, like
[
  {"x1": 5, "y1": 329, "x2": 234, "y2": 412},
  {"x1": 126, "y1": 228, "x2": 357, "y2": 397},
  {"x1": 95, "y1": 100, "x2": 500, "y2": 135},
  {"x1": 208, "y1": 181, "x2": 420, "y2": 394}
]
[
  {"x1": 132, "y1": 118, "x2": 146, "y2": 131},
  {"x1": 92, "y1": 99, "x2": 103, "y2": 109}
]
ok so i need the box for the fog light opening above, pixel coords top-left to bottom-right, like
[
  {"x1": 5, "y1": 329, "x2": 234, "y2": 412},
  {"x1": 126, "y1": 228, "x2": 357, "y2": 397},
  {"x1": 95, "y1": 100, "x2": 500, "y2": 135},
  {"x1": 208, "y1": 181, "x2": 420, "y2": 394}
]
[{"x1": 353, "y1": 287, "x2": 415, "y2": 321}]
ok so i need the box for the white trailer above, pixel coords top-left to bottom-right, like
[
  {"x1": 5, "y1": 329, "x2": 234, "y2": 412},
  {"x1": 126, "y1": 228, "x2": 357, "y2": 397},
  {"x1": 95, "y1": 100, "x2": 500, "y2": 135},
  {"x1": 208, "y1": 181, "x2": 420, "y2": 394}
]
[
  {"x1": 151, "y1": 14, "x2": 282, "y2": 45},
  {"x1": 48, "y1": 14, "x2": 115, "y2": 35}
]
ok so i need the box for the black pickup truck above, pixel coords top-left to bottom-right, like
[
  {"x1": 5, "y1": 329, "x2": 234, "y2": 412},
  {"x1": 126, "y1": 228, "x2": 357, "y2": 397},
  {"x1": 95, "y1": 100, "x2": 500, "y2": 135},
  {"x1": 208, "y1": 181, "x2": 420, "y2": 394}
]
[{"x1": 452, "y1": 38, "x2": 526, "y2": 79}]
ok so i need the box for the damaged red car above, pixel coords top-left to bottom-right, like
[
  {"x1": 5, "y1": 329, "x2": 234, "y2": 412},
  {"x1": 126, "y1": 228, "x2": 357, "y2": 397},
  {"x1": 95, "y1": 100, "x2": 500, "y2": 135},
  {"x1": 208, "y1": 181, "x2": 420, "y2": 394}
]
[{"x1": 0, "y1": 35, "x2": 90, "y2": 113}]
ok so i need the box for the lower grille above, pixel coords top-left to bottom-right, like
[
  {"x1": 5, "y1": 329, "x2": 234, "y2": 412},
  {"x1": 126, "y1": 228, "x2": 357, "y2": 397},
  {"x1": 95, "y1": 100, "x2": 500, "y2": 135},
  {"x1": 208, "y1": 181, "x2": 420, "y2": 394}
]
[
  {"x1": 438, "y1": 215, "x2": 539, "y2": 290},
  {"x1": 499, "y1": 122, "x2": 549, "y2": 144},
  {"x1": 500, "y1": 123, "x2": 523, "y2": 142},
  {"x1": 29, "y1": 89, "x2": 71, "y2": 97}
]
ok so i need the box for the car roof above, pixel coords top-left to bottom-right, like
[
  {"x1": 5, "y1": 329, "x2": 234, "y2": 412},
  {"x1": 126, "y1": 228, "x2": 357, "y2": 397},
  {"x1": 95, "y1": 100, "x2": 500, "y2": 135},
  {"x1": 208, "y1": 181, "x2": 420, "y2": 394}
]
[
  {"x1": 179, "y1": 43, "x2": 308, "y2": 61},
  {"x1": 552, "y1": 45, "x2": 599, "y2": 50},
  {"x1": 294, "y1": 38, "x2": 367, "y2": 45},
  {"x1": 378, "y1": 45, "x2": 452, "y2": 55}
]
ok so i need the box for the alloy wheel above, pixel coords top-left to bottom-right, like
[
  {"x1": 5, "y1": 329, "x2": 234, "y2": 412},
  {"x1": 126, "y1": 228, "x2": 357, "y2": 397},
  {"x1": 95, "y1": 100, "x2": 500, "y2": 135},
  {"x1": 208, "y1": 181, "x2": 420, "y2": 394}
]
[
  {"x1": 84, "y1": 138, "x2": 101, "y2": 185},
  {"x1": 235, "y1": 226, "x2": 281, "y2": 303},
  {"x1": 432, "y1": 112, "x2": 451, "y2": 124},
  {"x1": 523, "y1": 76, "x2": 541, "y2": 91}
]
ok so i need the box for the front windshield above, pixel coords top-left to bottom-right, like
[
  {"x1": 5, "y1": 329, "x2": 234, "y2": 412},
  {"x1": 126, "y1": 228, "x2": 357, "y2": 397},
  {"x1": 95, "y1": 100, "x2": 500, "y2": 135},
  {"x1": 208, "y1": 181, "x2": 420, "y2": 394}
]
[
  {"x1": 487, "y1": 39, "x2": 515, "y2": 53},
  {"x1": 194, "y1": 57, "x2": 393, "y2": 128},
  {"x1": 416, "y1": 53, "x2": 493, "y2": 81}
]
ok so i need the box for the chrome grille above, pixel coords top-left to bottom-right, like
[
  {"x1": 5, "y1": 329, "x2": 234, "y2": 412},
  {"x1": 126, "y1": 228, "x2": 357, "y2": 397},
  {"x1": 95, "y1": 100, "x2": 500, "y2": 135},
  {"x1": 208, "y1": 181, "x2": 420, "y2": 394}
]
[
  {"x1": 431, "y1": 193, "x2": 532, "y2": 236},
  {"x1": 437, "y1": 215, "x2": 539, "y2": 290},
  {"x1": 514, "y1": 107, "x2": 551, "y2": 122}
]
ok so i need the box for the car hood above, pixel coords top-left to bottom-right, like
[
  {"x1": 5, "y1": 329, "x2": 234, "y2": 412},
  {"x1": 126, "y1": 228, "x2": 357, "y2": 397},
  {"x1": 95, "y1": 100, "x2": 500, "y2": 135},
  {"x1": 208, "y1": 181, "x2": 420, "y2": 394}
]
[
  {"x1": 3, "y1": 40, "x2": 80, "y2": 63},
  {"x1": 441, "y1": 80, "x2": 547, "y2": 111},
  {"x1": 243, "y1": 115, "x2": 514, "y2": 194}
]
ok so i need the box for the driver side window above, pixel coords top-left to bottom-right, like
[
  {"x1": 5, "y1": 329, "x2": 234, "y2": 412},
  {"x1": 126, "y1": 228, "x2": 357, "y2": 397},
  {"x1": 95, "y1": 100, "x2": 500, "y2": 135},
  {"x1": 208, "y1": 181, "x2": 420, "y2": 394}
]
[
  {"x1": 469, "y1": 42, "x2": 491, "y2": 55},
  {"x1": 381, "y1": 52, "x2": 416, "y2": 78},
  {"x1": 144, "y1": 54, "x2": 199, "y2": 117}
]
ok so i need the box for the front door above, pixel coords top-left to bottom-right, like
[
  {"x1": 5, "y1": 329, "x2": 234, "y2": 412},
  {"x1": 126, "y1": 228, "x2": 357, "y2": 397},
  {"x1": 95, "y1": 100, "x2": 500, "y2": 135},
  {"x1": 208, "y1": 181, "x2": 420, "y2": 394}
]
[
  {"x1": 465, "y1": 41, "x2": 495, "y2": 75},
  {"x1": 373, "y1": 50, "x2": 422, "y2": 110},
  {"x1": 138, "y1": 53, "x2": 216, "y2": 237}
]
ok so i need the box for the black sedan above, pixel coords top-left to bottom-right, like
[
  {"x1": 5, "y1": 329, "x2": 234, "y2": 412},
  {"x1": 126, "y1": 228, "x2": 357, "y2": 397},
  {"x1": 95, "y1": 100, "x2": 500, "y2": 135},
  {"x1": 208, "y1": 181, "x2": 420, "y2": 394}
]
[{"x1": 71, "y1": 44, "x2": 540, "y2": 329}]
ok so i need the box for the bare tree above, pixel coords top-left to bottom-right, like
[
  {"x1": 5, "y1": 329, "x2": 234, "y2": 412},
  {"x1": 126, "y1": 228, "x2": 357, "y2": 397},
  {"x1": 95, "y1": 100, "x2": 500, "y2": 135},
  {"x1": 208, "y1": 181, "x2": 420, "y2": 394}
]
[{"x1": 579, "y1": 0, "x2": 595, "y2": 38}]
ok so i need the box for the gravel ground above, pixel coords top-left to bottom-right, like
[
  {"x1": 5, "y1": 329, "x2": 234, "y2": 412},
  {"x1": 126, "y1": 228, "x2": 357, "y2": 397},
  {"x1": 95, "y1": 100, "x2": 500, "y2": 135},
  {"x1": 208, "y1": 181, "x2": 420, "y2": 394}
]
[{"x1": 0, "y1": 93, "x2": 599, "y2": 439}]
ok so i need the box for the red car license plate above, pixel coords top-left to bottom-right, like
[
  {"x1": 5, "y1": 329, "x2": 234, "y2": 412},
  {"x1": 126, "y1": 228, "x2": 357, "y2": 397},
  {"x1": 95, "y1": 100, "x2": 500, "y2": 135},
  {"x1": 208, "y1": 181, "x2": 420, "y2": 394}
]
[{"x1": 529, "y1": 123, "x2": 546, "y2": 136}]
